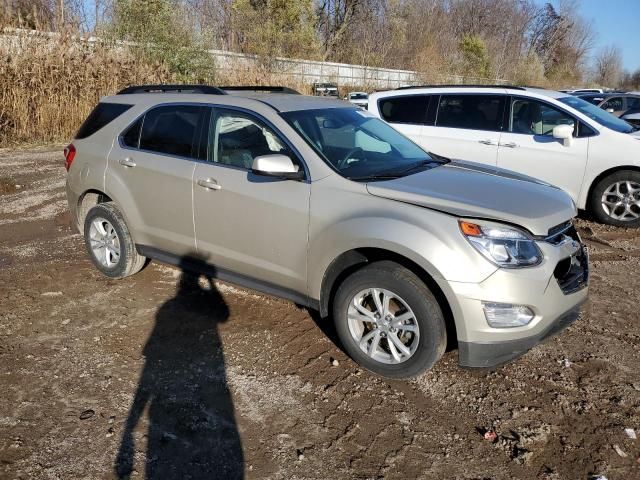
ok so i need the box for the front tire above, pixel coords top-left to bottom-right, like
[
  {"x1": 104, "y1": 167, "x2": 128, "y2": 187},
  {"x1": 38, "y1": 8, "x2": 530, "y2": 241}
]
[
  {"x1": 83, "y1": 202, "x2": 147, "y2": 278},
  {"x1": 332, "y1": 261, "x2": 447, "y2": 379},
  {"x1": 589, "y1": 170, "x2": 640, "y2": 227}
]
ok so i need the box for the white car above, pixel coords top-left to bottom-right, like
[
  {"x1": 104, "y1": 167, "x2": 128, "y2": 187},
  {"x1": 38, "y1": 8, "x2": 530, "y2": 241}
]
[
  {"x1": 368, "y1": 85, "x2": 640, "y2": 227},
  {"x1": 345, "y1": 91, "x2": 369, "y2": 108},
  {"x1": 560, "y1": 88, "x2": 605, "y2": 94}
]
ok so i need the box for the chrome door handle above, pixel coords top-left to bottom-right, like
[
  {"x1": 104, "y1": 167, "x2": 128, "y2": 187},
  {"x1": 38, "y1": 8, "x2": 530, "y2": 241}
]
[
  {"x1": 119, "y1": 158, "x2": 136, "y2": 167},
  {"x1": 197, "y1": 178, "x2": 221, "y2": 190},
  {"x1": 478, "y1": 139, "x2": 497, "y2": 146},
  {"x1": 500, "y1": 142, "x2": 518, "y2": 148}
]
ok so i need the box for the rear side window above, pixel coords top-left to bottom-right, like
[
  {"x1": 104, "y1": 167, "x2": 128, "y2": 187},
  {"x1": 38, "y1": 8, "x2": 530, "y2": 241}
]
[
  {"x1": 75, "y1": 103, "x2": 132, "y2": 139},
  {"x1": 627, "y1": 97, "x2": 640, "y2": 109},
  {"x1": 436, "y1": 95, "x2": 505, "y2": 131},
  {"x1": 139, "y1": 105, "x2": 207, "y2": 158},
  {"x1": 121, "y1": 117, "x2": 142, "y2": 148},
  {"x1": 378, "y1": 95, "x2": 429, "y2": 124}
]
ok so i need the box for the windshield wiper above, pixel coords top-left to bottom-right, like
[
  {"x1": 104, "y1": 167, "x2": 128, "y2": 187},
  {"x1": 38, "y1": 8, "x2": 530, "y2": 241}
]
[
  {"x1": 380, "y1": 158, "x2": 446, "y2": 178},
  {"x1": 347, "y1": 156, "x2": 449, "y2": 182},
  {"x1": 347, "y1": 173, "x2": 402, "y2": 181}
]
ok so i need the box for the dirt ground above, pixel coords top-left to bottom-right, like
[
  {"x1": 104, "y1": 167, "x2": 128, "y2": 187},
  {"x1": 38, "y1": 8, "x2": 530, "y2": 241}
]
[{"x1": 1, "y1": 147, "x2": 639, "y2": 480}]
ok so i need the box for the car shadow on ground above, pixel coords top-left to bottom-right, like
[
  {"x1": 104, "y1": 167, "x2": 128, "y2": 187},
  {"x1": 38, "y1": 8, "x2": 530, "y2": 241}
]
[{"x1": 114, "y1": 259, "x2": 244, "y2": 480}]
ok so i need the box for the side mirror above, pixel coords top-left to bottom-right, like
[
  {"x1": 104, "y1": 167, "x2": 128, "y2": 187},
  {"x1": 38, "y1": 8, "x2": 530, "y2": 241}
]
[
  {"x1": 251, "y1": 154, "x2": 304, "y2": 180},
  {"x1": 552, "y1": 124, "x2": 574, "y2": 147}
]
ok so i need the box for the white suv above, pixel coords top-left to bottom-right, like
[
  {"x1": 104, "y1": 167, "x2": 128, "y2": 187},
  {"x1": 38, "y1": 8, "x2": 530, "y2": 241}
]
[{"x1": 369, "y1": 85, "x2": 640, "y2": 227}]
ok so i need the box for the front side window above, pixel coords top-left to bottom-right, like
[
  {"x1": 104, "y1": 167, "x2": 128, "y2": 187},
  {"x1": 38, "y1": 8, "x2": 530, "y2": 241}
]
[
  {"x1": 209, "y1": 110, "x2": 292, "y2": 170},
  {"x1": 601, "y1": 97, "x2": 623, "y2": 111},
  {"x1": 510, "y1": 98, "x2": 574, "y2": 136},
  {"x1": 436, "y1": 94, "x2": 505, "y2": 131},
  {"x1": 378, "y1": 95, "x2": 429, "y2": 124},
  {"x1": 139, "y1": 105, "x2": 207, "y2": 158},
  {"x1": 282, "y1": 108, "x2": 444, "y2": 180}
]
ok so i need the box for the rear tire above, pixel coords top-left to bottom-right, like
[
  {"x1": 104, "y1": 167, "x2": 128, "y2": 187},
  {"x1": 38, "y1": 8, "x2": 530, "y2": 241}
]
[
  {"x1": 332, "y1": 261, "x2": 446, "y2": 379},
  {"x1": 83, "y1": 202, "x2": 147, "y2": 278},
  {"x1": 589, "y1": 170, "x2": 640, "y2": 227}
]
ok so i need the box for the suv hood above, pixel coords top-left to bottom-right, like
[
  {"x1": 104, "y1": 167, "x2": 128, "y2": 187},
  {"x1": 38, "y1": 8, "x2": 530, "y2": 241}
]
[{"x1": 366, "y1": 161, "x2": 576, "y2": 235}]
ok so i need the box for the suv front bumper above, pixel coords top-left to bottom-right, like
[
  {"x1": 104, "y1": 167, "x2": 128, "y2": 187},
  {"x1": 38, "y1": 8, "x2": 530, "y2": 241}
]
[
  {"x1": 458, "y1": 302, "x2": 584, "y2": 367},
  {"x1": 444, "y1": 231, "x2": 588, "y2": 368}
]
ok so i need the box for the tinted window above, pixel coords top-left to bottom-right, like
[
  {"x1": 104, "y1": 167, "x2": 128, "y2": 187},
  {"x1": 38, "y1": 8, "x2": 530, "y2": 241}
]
[
  {"x1": 602, "y1": 97, "x2": 623, "y2": 111},
  {"x1": 378, "y1": 95, "x2": 429, "y2": 124},
  {"x1": 76, "y1": 103, "x2": 132, "y2": 139},
  {"x1": 436, "y1": 95, "x2": 505, "y2": 131},
  {"x1": 627, "y1": 97, "x2": 640, "y2": 109},
  {"x1": 139, "y1": 105, "x2": 206, "y2": 158},
  {"x1": 210, "y1": 110, "x2": 292, "y2": 169},
  {"x1": 510, "y1": 98, "x2": 574, "y2": 136},
  {"x1": 121, "y1": 117, "x2": 142, "y2": 148}
]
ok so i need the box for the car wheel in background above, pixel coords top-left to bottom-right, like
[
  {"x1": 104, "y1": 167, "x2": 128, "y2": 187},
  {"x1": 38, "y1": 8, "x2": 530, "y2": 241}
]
[{"x1": 590, "y1": 170, "x2": 640, "y2": 228}]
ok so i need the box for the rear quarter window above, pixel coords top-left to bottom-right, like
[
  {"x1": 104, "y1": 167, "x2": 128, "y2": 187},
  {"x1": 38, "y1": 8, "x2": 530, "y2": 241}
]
[
  {"x1": 378, "y1": 95, "x2": 429, "y2": 124},
  {"x1": 75, "y1": 103, "x2": 133, "y2": 139}
]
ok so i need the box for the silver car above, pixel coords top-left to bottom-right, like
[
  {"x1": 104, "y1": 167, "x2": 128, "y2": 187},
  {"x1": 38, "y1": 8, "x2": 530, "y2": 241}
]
[{"x1": 65, "y1": 85, "x2": 589, "y2": 378}]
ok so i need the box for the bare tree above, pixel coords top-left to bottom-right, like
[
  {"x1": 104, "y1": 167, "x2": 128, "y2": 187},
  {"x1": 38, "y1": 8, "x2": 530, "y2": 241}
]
[{"x1": 594, "y1": 45, "x2": 623, "y2": 87}]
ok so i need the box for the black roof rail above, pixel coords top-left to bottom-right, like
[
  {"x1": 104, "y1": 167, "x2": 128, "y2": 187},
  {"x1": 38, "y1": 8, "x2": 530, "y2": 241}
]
[
  {"x1": 220, "y1": 86, "x2": 301, "y2": 94},
  {"x1": 117, "y1": 84, "x2": 227, "y2": 95},
  {"x1": 395, "y1": 84, "x2": 527, "y2": 91}
]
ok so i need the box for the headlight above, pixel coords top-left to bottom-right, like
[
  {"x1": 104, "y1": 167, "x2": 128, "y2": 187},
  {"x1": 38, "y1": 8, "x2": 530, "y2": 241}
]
[{"x1": 459, "y1": 220, "x2": 542, "y2": 268}]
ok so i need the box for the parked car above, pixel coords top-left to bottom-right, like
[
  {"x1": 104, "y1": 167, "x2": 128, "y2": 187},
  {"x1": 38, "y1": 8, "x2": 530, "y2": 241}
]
[
  {"x1": 559, "y1": 88, "x2": 605, "y2": 94},
  {"x1": 576, "y1": 92, "x2": 640, "y2": 117},
  {"x1": 369, "y1": 85, "x2": 640, "y2": 227},
  {"x1": 344, "y1": 91, "x2": 369, "y2": 108},
  {"x1": 313, "y1": 82, "x2": 338, "y2": 97},
  {"x1": 622, "y1": 109, "x2": 640, "y2": 129},
  {"x1": 65, "y1": 84, "x2": 588, "y2": 378}
]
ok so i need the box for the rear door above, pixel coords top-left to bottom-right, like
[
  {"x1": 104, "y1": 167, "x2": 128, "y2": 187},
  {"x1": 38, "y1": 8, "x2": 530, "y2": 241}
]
[
  {"x1": 496, "y1": 96, "x2": 588, "y2": 202},
  {"x1": 376, "y1": 94, "x2": 430, "y2": 144},
  {"x1": 421, "y1": 94, "x2": 505, "y2": 165},
  {"x1": 192, "y1": 107, "x2": 310, "y2": 295},
  {"x1": 107, "y1": 104, "x2": 209, "y2": 255}
]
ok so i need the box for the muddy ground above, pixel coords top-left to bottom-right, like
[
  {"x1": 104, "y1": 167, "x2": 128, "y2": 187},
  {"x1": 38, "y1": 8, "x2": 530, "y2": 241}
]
[{"x1": 0, "y1": 147, "x2": 639, "y2": 480}]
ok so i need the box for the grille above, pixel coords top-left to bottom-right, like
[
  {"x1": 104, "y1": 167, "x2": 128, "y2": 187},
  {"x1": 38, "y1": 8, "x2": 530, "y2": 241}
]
[{"x1": 553, "y1": 242, "x2": 589, "y2": 294}]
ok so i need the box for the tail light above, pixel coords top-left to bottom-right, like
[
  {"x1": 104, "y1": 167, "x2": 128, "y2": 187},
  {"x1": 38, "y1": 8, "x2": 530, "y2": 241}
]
[{"x1": 64, "y1": 144, "x2": 76, "y2": 171}]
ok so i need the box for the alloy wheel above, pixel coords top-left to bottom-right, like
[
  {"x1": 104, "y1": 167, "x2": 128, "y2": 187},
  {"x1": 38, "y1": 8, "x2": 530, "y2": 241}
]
[
  {"x1": 347, "y1": 288, "x2": 420, "y2": 364},
  {"x1": 89, "y1": 217, "x2": 121, "y2": 268}
]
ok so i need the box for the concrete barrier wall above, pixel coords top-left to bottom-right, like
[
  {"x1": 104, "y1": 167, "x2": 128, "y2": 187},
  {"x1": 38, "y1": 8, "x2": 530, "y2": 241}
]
[{"x1": 0, "y1": 28, "x2": 508, "y2": 88}]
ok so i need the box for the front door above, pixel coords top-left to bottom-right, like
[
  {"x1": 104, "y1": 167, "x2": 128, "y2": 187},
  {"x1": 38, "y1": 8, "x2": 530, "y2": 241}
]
[
  {"x1": 193, "y1": 108, "x2": 310, "y2": 295},
  {"x1": 497, "y1": 97, "x2": 588, "y2": 203}
]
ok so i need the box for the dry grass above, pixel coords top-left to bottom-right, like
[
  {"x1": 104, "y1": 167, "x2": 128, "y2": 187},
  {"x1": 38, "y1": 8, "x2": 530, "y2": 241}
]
[
  {"x1": 0, "y1": 32, "x2": 324, "y2": 146},
  {"x1": 0, "y1": 32, "x2": 175, "y2": 146}
]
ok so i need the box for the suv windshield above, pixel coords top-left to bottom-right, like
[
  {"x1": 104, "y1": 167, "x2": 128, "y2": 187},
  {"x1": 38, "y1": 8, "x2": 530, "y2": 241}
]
[
  {"x1": 558, "y1": 96, "x2": 634, "y2": 133},
  {"x1": 282, "y1": 108, "x2": 443, "y2": 180}
]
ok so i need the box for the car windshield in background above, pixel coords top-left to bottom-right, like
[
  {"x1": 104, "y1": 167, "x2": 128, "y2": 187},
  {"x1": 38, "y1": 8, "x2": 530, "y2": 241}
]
[
  {"x1": 350, "y1": 93, "x2": 368, "y2": 100},
  {"x1": 282, "y1": 108, "x2": 443, "y2": 181},
  {"x1": 558, "y1": 96, "x2": 634, "y2": 133}
]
